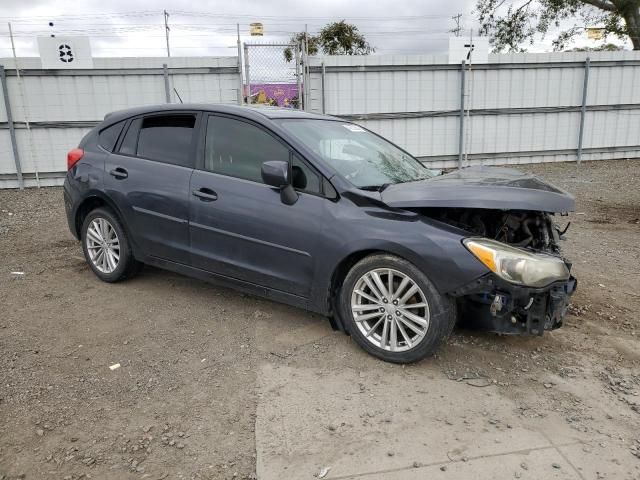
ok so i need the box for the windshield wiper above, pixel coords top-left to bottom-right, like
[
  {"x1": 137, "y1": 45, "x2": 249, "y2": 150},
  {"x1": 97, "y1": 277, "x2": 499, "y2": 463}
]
[{"x1": 359, "y1": 183, "x2": 391, "y2": 192}]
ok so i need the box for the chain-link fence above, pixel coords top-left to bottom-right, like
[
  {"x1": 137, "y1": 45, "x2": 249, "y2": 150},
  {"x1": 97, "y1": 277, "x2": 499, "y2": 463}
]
[{"x1": 243, "y1": 42, "x2": 303, "y2": 109}]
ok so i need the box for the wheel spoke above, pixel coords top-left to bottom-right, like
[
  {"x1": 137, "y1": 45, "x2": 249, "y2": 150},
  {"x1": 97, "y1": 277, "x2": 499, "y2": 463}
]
[
  {"x1": 402, "y1": 302, "x2": 428, "y2": 309},
  {"x1": 399, "y1": 308, "x2": 429, "y2": 328},
  {"x1": 354, "y1": 289, "x2": 381, "y2": 305},
  {"x1": 391, "y1": 276, "x2": 410, "y2": 300},
  {"x1": 98, "y1": 219, "x2": 106, "y2": 238},
  {"x1": 389, "y1": 318, "x2": 398, "y2": 352},
  {"x1": 398, "y1": 284, "x2": 419, "y2": 305},
  {"x1": 94, "y1": 248, "x2": 104, "y2": 266},
  {"x1": 87, "y1": 227, "x2": 102, "y2": 244},
  {"x1": 380, "y1": 318, "x2": 389, "y2": 349},
  {"x1": 397, "y1": 315, "x2": 425, "y2": 336},
  {"x1": 101, "y1": 249, "x2": 109, "y2": 271},
  {"x1": 365, "y1": 317, "x2": 384, "y2": 337},
  {"x1": 363, "y1": 275, "x2": 384, "y2": 302},
  {"x1": 355, "y1": 311, "x2": 385, "y2": 322},
  {"x1": 106, "y1": 249, "x2": 116, "y2": 271},
  {"x1": 396, "y1": 319, "x2": 412, "y2": 348},
  {"x1": 371, "y1": 271, "x2": 389, "y2": 299},
  {"x1": 387, "y1": 269, "x2": 394, "y2": 299},
  {"x1": 352, "y1": 304, "x2": 383, "y2": 312}
]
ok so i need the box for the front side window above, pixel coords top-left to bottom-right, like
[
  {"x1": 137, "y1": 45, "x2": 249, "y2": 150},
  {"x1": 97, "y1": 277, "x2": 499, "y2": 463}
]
[
  {"x1": 204, "y1": 115, "x2": 289, "y2": 184},
  {"x1": 276, "y1": 119, "x2": 432, "y2": 189}
]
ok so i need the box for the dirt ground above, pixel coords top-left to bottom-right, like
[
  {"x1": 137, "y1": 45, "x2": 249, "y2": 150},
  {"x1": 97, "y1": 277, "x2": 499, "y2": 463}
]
[{"x1": 1, "y1": 159, "x2": 639, "y2": 480}]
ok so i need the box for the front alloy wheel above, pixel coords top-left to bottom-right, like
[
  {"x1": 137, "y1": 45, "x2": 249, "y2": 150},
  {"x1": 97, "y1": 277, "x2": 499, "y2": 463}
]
[
  {"x1": 351, "y1": 268, "x2": 430, "y2": 352},
  {"x1": 339, "y1": 254, "x2": 455, "y2": 363}
]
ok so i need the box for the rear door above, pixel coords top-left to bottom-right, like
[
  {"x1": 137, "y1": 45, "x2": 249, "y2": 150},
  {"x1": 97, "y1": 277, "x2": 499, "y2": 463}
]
[
  {"x1": 104, "y1": 112, "x2": 200, "y2": 264},
  {"x1": 189, "y1": 114, "x2": 329, "y2": 297}
]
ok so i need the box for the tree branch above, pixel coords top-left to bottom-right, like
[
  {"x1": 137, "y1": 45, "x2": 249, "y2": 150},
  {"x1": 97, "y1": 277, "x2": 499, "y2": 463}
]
[{"x1": 581, "y1": 0, "x2": 617, "y2": 12}]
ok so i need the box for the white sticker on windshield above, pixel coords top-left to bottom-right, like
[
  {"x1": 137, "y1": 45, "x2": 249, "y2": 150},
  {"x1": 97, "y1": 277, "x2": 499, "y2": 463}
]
[{"x1": 343, "y1": 124, "x2": 365, "y2": 132}]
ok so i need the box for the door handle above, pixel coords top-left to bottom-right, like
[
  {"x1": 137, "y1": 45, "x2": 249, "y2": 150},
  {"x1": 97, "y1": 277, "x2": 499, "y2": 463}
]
[
  {"x1": 192, "y1": 188, "x2": 218, "y2": 201},
  {"x1": 109, "y1": 167, "x2": 128, "y2": 179}
]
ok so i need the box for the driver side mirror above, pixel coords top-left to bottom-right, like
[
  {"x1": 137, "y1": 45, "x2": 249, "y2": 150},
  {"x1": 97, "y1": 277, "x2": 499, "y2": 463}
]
[{"x1": 261, "y1": 160, "x2": 298, "y2": 205}]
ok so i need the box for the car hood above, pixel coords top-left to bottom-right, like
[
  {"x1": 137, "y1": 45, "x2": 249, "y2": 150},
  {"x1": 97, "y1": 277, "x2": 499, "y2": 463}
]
[{"x1": 380, "y1": 166, "x2": 575, "y2": 212}]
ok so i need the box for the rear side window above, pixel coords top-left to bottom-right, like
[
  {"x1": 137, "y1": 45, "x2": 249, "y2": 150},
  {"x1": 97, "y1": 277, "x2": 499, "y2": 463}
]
[
  {"x1": 118, "y1": 114, "x2": 196, "y2": 167},
  {"x1": 98, "y1": 121, "x2": 124, "y2": 152},
  {"x1": 137, "y1": 115, "x2": 196, "y2": 167}
]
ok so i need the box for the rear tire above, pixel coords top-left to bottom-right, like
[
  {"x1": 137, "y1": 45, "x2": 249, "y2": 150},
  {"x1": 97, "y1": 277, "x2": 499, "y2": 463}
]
[
  {"x1": 338, "y1": 254, "x2": 455, "y2": 363},
  {"x1": 81, "y1": 207, "x2": 142, "y2": 282}
]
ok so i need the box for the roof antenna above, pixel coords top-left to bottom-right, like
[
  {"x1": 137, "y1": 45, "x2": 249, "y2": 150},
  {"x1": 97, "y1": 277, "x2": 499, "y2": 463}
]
[{"x1": 173, "y1": 87, "x2": 183, "y2": 103}]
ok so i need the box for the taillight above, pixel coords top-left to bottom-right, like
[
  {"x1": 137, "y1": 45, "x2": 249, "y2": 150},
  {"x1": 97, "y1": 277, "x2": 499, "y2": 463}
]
[{"x1": 67, "y1": 148, "x2": 84, "y2": 170}]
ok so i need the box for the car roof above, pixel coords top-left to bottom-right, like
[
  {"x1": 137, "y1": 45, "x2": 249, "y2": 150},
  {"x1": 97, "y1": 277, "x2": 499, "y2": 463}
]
[{"x1": 103, "y1": 103, "x2": 340, "y2": 125}]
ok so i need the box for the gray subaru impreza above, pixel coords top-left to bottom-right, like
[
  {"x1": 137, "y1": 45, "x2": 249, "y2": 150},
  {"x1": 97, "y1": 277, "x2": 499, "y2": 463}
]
[{"x1": 64, "y1": 104, "x2": 576, "y2": 363}]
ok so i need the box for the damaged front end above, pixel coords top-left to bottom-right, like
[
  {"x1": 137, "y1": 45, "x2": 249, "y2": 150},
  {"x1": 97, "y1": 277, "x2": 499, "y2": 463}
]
[
  {"x1": 379, "y1": 166, "x2": 578, "y2": 336},
  {"x1": 426, "y1": 208, "x2": 577, "y2": 335}
]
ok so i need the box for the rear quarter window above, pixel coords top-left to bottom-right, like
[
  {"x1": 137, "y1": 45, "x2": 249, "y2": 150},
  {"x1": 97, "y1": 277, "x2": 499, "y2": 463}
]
[{"x1": 98, "y1": 121, "x2": 125, "y2": 152}]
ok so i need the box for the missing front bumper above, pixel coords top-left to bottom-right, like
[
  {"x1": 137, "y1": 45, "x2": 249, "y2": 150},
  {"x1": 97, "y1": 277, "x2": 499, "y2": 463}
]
[{"x1": 451, "y1": 274, "x2": 577, "y2": 335}]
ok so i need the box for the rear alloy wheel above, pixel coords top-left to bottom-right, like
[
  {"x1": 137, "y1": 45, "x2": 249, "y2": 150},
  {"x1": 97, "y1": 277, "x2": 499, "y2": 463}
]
[
  {"x1": 85, "y1": 217, "x2": 120, "y2": 274},
  {"x1": 339, "y1": 254, "x2": 455, "y2": 363},
  {"x1": 81, "y1": 207, "x2": 141, "y2": 282}
]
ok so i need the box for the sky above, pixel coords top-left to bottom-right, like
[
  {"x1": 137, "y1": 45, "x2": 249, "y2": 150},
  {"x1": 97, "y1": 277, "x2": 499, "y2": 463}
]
[{"x1": 0, "y1": 0, "x2": 630, "y2": 59}]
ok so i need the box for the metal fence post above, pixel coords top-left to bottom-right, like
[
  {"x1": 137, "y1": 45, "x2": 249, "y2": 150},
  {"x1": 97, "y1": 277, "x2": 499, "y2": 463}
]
[
  {"x1": 321, "y1": 62, "x2": 326, "y2": 114},
  {"x1": 162, "y1": 64, "x2": 171, "y2": 103},
  {"x1": 244, "y1": 43, "x2": 251, "y2": 105},
  {"x1": 236, "y1": 24, "x2": 243, "y2": 105},
  {"x1": 577, "y1": 57, "x2": 590, "y2": 164},
  {"x1": 458, "y1": 60, "x2": 466, "y2": 169},
  {"x1": 0, "y1": 65, "x2": 24, "y2": 190},
  {"x1": 294, "y1": 45, "x2": 302, "y2": 110}
]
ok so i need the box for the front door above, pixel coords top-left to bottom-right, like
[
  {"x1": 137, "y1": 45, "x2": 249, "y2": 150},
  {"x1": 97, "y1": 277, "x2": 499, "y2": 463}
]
[{"x1": 189, "y1": 114, "x2": 327, "y2": 297}]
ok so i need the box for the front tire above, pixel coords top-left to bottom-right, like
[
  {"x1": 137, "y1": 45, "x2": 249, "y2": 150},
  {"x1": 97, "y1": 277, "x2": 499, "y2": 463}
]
[
  {"x1": 81, "y1": 207, "x2": 141, "y2": 282},
  {"x1": 338, "y1": 254, "x2": 455, "y2": 363}
]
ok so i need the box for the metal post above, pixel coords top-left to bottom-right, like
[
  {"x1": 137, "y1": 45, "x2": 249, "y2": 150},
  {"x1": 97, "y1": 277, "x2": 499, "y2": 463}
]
[
  {"x1": 577, "y1": 57, "x2": 590, "y2": 164},
  {"x1": 1, "y1": 65, "x2": 24, "y2": 190},
  {"x1": 321, "y1": 61, "x2": 326, "y2": 114},
  {"x1": 294, "y1": 45, "x2": 302, "y2": 110},
  {"x1": 162, "y1": 64, "x2": 171, "y2": 103},
  {"x1": 9, "y1": 22, "x2": 39, "y2": 187},
  {"x1": 236, "y1": 24, "x2": 243, "y2": 105},
  {"x1": 458, "y1": 60, "x2": 466, "y2": 169},
  {"x1": 164, "y1": 10, "x2": 171, "y2": 58},
  {"x1": 303, "y1": 24, "x2": 309, "y2": 111},
  {"x1": 244, "y1": 43, "x2": 251, "y2": 105}
]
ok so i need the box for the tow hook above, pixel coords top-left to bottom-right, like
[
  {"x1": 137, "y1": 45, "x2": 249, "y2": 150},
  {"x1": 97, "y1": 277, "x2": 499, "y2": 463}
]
[{"x1": 490, "y1": 294, "x2": 505, "y2": 317}]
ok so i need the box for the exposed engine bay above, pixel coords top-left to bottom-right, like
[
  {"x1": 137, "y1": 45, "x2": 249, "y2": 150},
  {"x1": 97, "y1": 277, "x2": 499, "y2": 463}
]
[
  {"x1": 417, "y1": 207, "x2": 575, "y2": 336},
  {"x1": 420, "y1": 208, "x2": 570, "y2": 254}
]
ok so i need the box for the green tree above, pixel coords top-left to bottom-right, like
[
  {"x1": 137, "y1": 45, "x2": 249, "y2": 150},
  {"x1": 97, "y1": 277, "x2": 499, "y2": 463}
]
[
  {"x1": 284, "y1": 21, "x2": 374, "y2": 61},
  {"x1": 569, "y1": 41, "x2": 625, "y2": 50},
  {"x1": 476, "y1": 0, "x2": 640, "y2": 51},
  {"x1": 283, "y1": 32, "x2": 319, "y2": 62}
]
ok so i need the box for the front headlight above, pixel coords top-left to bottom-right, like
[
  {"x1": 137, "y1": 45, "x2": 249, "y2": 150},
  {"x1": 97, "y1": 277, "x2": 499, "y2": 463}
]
[{"x1": 463, "y1": 238, "x2": 569, "y2": 288}]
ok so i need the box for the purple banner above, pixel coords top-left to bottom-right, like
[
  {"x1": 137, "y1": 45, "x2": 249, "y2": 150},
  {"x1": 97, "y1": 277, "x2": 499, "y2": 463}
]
[{"x1": 246, "y1": 83, "x2": 299, "y2": 107}]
